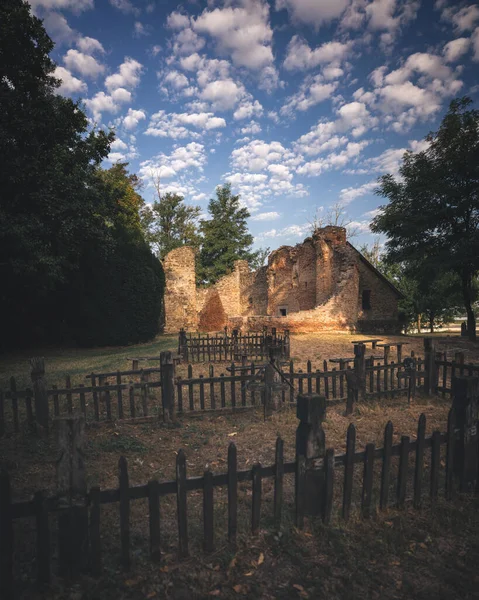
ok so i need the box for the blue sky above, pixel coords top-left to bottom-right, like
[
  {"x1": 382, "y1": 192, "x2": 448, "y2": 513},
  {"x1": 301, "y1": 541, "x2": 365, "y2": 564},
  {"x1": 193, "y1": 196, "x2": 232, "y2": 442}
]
[{"x1": 30, "y1": 0, "x2": 479, "y2": 250}]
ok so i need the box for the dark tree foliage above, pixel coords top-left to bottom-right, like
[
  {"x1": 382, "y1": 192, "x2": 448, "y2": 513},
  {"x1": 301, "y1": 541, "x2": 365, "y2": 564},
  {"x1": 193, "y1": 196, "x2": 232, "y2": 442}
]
[
  {"x1": 371, "y1": 97, "x2": 479, "y2": 340},
  {"x1": 198, "y1": 184, "x2": 259, "y2": 284},
  {"x1": 0, "y1": 1, "x2": 163, "y2": 348}
]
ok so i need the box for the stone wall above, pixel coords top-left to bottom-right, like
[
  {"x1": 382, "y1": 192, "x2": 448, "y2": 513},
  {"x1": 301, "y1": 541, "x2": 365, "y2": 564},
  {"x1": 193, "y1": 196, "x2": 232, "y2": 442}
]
[
  {"x1": 162, "y1": 226, "x2": 402, "y2": 334},
  {"x1": 163, "y1": 246, "x2": 198, "y2": 333}
]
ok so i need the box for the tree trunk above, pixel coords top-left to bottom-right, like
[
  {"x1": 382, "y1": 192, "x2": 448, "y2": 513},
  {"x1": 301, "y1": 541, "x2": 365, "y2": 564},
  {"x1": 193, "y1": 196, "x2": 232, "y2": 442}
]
[
  {"x1": 429, "y1": 313, "x2": 434, "y2": 333},
  {"x1": 462, "y1": 270, "x2": 476, "y2": 342},
  {"x1": 416, "y1": 314, "x2": 421, "y2": 334}
]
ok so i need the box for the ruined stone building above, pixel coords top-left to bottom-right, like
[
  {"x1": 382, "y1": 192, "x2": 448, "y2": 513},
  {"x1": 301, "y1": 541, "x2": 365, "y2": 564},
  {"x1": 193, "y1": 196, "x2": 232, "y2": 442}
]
[{"x1": 163, "y1": 226, "x2": 403, "y2": 334}]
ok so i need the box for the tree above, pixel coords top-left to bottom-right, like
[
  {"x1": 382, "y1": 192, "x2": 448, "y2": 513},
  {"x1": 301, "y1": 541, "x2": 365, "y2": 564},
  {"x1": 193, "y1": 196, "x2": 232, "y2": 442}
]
[
  {"x1": 250, "y1": 247, "x2": 271, "y2": 270},
  {"x1": 0, "y1": 1, "x2": 163, "y2": 348},
  {"x1": 371, "y1": 97, "x2": 479, "y2": 340},
  {"x1": 309, "y1": 202, "x2": 359, "y2": 238},
  {"x1": 141, "y1": 195, "x2": 201, "y2": 259},
  {"x1": 198, "y1": 184, "x2": 259, "y2": 284}
]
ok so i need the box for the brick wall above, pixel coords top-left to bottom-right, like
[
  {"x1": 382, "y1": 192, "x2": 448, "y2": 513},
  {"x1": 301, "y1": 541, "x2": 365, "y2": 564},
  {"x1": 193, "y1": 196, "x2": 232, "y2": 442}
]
[
  {"x1": 162, "y1": 226, "x2": 401, "y2": 334},
  {"x1": 163, "y1": 246, "x2": 198, "y2": 333}
]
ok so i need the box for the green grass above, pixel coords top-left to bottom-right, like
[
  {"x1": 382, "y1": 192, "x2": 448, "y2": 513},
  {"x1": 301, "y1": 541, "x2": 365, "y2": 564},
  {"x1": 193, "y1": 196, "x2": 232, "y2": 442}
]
[{"x1": 0, "y1": 335, "x2": 177, "y2": 390}]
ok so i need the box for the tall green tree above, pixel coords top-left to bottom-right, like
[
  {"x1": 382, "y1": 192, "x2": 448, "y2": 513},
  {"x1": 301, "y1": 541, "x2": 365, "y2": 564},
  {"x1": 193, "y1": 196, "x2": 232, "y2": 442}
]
[
  {"x1": 141, "y1": 193, "x2": 201, "y2": 259},
  {"x1": 0, "y1": 1, "x2": 163, "y2": 348},
  {"x1": 371, "y1": 97, "x2": 479, "y2": 340},
  {"x1": 198, "y1": 184, "x2": 259, "y2": 284}
]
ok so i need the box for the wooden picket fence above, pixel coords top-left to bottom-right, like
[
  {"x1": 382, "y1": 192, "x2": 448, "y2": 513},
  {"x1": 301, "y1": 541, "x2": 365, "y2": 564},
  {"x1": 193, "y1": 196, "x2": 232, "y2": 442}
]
[
  {"x1": 0, "y1": 408, "x2": 469, "y2": 596},
  {"x1": 177, "y1": 328, "x2": 290, "y2": 363}
]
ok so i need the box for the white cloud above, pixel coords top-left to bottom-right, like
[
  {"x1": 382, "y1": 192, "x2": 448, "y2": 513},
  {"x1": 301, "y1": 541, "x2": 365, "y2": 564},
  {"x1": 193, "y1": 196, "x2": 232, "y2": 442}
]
[
  {"x1": 166, "y1": 11, "x2": 191, "y2": 30},
  {"x1": 257, "y1": 223, "x2": 310, "y2": 240},
  {"x1": 233, "y1": 99, "x2": 263, "y2": 120},
  {"x1": 123, "y1": 108, "x2": 146, "y2": 130},
  {"x1": 297, "y1": 141, "x2": 369, "y2": 176},
  {"x1": 359, "y1": 50, "x2": 463, "y2": 132},
  {"x1": 139, "y1": 142, "x2": 207, "y2": 182},
  {"x1": 240, "y1": 121, "x2": 262, "y2": 135},
  {"x1": 109, "y1": 0, "x2": 139, "y2": 15},
  {"x1": 111, "y1": 138, "x2": 128, "y2": 151},
  {"x1": 172, "y1": 28, "x2": 205, "y2": 55},
  {"x1": 276, "y1": 0, "x2": 350, "y2": 28},
  {"x1": 473, "y1": 27, "x2": 479, "y2": 61},
  {"x1": 192, "y1": 0, "x2": 275, "y2": 71},
  {"x1": 145, "y1": 111, "x2": 226, "y2": 138},
  {"x1": 283, "y1": 36, "x2": 352, "y2": 71},
  {"x1": 63, "y1": 49, "x2": 105, "y2": 78},
  {"x1": 294, "y1": 101, "x2": 377, "y2": 155},
  {"x1": 281, "y1": 75, "x2": 338, "y2": 115},
  {"x1": 162, "y1": 70, "x2": 190, "y2": 90},
  {"x1": 85, "y1": 92, "x2": 123, "y2": 122},
  {"x1": 134, "y1": 22, "x2": 150, "y2": 37},
  {"x1": 442, "y1": 4, "x2": 479, "y2": 32},
  {"x1": 251, "y1": 211, "x2": 281, "y2": 221},
  {"x1": 192, "y1": 192, "x2": 207, "y2": 202},
  {"x1": 199, "y1": 79, "x2": 244, "y2": 111},
  {"x1": 339, "y1": 181, "x2": 377, "y2": 204},
  {"x1": 54, "y1": 66, "x2": 87, "y2": 95},
  {"x1": 77, "y1": 36, "x2": 105, "y2": 55},
  {"x1": 443, "y1": 37, "x2": 470, "y2": 62},
  {"x1": 111, "y1": 88, "x2": 132, "y2": 103},
  {"x1": 29, "y1": 0, "x2": 93, "y2": 11},
  {"x1": 41, "y1": 11, "x2": 75, "y2": 44},
  {"x1": 105, "y1": 57, "x2": 143, "y2": 92}
]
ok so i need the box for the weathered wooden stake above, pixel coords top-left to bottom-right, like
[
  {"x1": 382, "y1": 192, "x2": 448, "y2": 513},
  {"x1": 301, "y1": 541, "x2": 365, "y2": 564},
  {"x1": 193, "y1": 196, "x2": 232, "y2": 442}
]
[
  {"x1": 424, "y1": 338, "x2": 438, "y2": 395},
  {"x1": 160, "y1": 351, "x2": 176, "y2": 423},
  {"x1": 296, "y1": 394, "x2": 326, "y2": 516},
  {"x1": 30, "y1": 357, "x2": 49, "y2": 433},
  {"x1": 451, "y1": 376, "x2": 478, "y2": 491}
]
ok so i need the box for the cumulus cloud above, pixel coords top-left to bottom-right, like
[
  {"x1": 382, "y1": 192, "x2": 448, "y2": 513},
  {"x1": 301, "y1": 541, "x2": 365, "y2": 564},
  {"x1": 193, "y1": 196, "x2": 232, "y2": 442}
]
[
  {"x1": 443, "y1": 37, "x2": 471, "y2": 62},
  {"x1": 145, "y1": 111, "x2": 226, "y2": 138},
  {"x1": 40, "y1": 11, "x2": 75, "y2": 44},
  {"x1": 54, "y1": 66, "x2": 87, "y2": 95},
  {"x1": 257, "y1": 224, "x2": 310, "y2": 241},
  {"x1": 192, "y1": 0, "x2": 274, "y2": 70},
  {"x1": 77, "y1": 36, "x2": 105, "y2": 55},
  {"x1": 473, "y1": 27, "x2": 479, "y2": 61},
  {"x1": 29, "y1": 0, "x2": 93, "y2": 11},
  {"x1": 297, "y1": 141, "x2": 369, "y2": 176},
  {"x1": 240, "y1": 121, "x2": 262, "y2": 135},
  {"x1": 276, "y1": 0, "x2": 350, "y2": 28},
  {"x1": 199, "y1": 79, "x2": 245, "y2": 111},
  {"x1": 85, "y1": 92, "x2": 124, "y2": 122},
  {"x1": 233, "y1": 99, "x2": 263, "y2": 120},
  {"x1": 109, "y1": 0, "x2": 139, "y2": 15},
  {"x1": 133, "y1": 22, "x2": 150, "y2": 37},
  {"x1": 227, "y1": 139, "x2": 307, "y2": 210},
  {"x1": 63, "y1": 49, "x2": 105, "y2": 78},
  {"x1": 251, "y1": 211, "x2": 281, "y2": 221},
  {"x1": 281, "y1": 75, "x2": 338, "y2": 116},
  {"x1": 283, "y1": 36, "x2": 352, "y2": 71},
  {"x1": 105, "y1": 57, "x2": 143, "y2": 92},
  {"x1": 123, "y1": 108, "x2": 146, "y2": 130},
  {"x1": 139, "y1": 142, "x2": 207, "y2": 182},
  {"x1": 356, "y1": 50, "x2": 463, "y2": 132},
  {"x1": 293, "y1": 101, "x2": 378, "y2": 155},
  {"x1": 441, "y1": 4, "x2": 479, "y2": 32},
  {"x1": 339, "y1": 181, "x2": 377, "y2": 204}
]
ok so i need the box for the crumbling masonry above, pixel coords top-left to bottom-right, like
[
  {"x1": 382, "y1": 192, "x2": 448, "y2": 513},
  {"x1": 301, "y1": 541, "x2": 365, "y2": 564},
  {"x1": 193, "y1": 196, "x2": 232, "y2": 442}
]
[{"x1": 163, "y1": 226, "x2": 403, "y2": 334}]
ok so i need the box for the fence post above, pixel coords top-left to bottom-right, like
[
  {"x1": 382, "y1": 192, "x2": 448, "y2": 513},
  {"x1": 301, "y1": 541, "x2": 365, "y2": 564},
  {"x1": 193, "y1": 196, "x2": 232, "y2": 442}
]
[
  {"x1": 30, "y1": 357, "x2": 49, "y2": 433},
  {"x1": 0, "y1": 470, "x2": 13, "y2": 600},
  {"x1": 353, "y1": 343, "x2": 366, "y2": 402},
  {"x1": 178, "y1": 329, "x2": 188, "y2": 361},
  {"x1": 424, "y1": 338, "x2": 438, "y2": 395},
  {"x1": 283, "y1": 329, "x2": 291, "y2": 359},
  {"x1": 451, "y1": 375, "x2": 479, "y2": 492},
  {"x1": 295, "y1": 394, "x2": 326, "y2": 516},
  {"x1": 55, "y1": 416, "x2": 88, "y2": 578},
  {"x1": 160, "y1": 351, "x2": 176, "y2": 424}
]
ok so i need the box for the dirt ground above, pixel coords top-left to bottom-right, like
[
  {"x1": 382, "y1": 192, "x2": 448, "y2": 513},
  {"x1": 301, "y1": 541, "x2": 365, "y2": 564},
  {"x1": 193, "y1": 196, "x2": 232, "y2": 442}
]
[{"x1": 2, "y1": 331, "x2": 479, "y2": 600}]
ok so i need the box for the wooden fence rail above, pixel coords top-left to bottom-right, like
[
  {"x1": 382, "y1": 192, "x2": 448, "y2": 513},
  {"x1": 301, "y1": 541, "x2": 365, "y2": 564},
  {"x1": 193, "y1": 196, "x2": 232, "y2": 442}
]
[
  {"x1": 1, "y1": 338, "x2": 477, "y2": 435},
  {"x1": 1, "y1": 408, "x2": 471, "y2": 596}
]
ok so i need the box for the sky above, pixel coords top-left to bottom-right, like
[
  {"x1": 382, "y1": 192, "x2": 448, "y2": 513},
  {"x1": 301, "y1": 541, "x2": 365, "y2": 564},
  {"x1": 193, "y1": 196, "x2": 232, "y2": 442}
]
[{"x1": 30, "y1": 0, "x2": 479, "y2": 251}]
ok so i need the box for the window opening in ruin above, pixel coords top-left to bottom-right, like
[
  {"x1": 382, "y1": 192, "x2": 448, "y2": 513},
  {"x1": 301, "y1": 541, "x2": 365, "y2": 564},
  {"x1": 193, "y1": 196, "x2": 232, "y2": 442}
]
[
  {"x1": 362, "y1": 290, "x2": 371, "y2": 310},
  {"x1": 279, "y1": 308, "x2": 287, "y2": 317},
  {"x1": 248, "y1": 297, "x2": 253, "y2": 306},
  {"x1": 305, "y1": 282, "x2": 307, "y2": 288}
]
